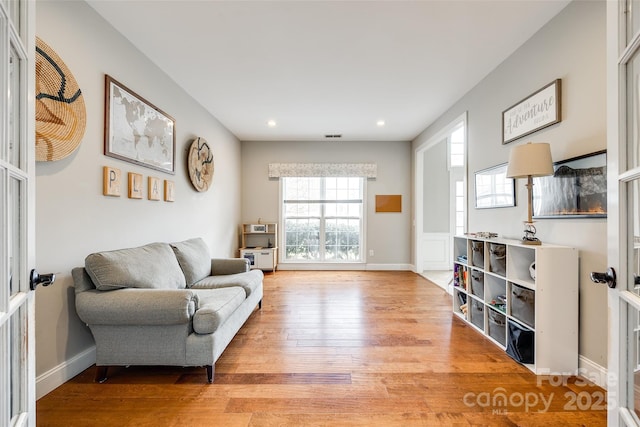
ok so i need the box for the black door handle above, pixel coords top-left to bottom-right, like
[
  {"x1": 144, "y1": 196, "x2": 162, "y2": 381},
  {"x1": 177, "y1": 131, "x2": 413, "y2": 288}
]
[
  {"x1": 590, "y1": 267, "x2": 616, "y2": 289},
  {"x1": 30, "y1": 269, "x2": 56, "y2": 290}
]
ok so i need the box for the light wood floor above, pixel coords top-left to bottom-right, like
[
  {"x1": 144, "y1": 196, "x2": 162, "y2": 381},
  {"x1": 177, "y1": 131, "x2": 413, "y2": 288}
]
[{"x1": 37, "y1": 271, "x2": 606, "y2": 426}]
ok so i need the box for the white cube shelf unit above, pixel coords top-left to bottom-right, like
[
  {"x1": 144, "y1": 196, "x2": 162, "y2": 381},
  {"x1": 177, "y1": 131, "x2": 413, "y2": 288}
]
[{"x1": 452, "y1": 235, "x2": 578, "y2": 375}]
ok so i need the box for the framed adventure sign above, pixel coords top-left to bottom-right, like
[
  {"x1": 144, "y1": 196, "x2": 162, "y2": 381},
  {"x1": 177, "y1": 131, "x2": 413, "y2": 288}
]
[{"x1": 502, "y1": 79, "x2": 561, "y2": 145}]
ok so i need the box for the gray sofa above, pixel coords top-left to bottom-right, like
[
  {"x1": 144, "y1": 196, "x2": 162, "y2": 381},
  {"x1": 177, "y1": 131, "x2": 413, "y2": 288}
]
[{"x1": 72, "y1": 237, "x2": 263, "y2": 383}]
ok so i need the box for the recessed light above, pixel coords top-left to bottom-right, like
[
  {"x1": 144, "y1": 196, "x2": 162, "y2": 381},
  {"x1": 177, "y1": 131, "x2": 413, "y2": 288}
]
[
  {"x1": 376, "y1": 120, "x2": 385, "y2": 127},
  {"x1": 267, "y1": 120, "x2": 277, "y2": 127}
]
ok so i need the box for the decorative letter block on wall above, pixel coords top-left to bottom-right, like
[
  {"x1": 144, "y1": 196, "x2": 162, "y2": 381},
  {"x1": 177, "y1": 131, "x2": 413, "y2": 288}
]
[
  {"x1": 128, "y1": 172, "x2": 143, "y2": 199},
  {"x1": 103, "y1": 166, "x2": 121, "y2": 197}
]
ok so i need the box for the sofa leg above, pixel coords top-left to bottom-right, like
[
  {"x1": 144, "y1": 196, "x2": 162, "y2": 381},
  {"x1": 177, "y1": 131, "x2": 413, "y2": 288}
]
[
  {"x1": 258, "y1": 299, "x2": 262, "y2": 309},
  {"x1": 206, "y1": 365, "x2": 214, "y2": 384},
  {"x1": 95, "y1": 366, "x2": 108, "y2": 383}
]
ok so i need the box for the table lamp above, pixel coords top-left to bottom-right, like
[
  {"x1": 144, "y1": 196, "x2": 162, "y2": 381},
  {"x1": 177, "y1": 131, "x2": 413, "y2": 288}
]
[{"x1": 506, "y1": 142, "x2": 554, "y2": 245}]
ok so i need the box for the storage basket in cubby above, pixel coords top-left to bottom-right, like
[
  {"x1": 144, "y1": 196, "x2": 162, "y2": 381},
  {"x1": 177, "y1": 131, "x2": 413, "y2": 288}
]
[{"x1": 489, "y1": 243, "x2": 506, "y2": 275}]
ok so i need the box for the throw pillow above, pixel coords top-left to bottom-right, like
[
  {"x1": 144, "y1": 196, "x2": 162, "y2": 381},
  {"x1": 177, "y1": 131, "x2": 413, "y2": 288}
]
[
  {"x1": 85, "y1": 242, "x2": 186, "y2": 291},
  {"x1": 170, "y1": 238, "x2": 212, "y2": 286}
]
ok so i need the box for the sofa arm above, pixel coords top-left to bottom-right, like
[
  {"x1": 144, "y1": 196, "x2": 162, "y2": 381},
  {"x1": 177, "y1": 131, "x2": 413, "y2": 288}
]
[
  {"x1": 210, "y1": 258, "x2": 250, "y2": 275},
  {"x1": 75, "y1": 288, "x2": 197, "y2": 326}
]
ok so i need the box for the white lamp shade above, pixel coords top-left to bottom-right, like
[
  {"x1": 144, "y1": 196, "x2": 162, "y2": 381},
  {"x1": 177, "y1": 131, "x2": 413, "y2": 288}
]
[{"x1": 506, "y1": 142, "x2": 554, "y2": 178}]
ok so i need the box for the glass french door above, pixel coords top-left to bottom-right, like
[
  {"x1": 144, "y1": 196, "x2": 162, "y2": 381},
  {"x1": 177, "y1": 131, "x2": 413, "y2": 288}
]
[{"x1": 0, "y1": 0, "x2": 35, "y2": 426}]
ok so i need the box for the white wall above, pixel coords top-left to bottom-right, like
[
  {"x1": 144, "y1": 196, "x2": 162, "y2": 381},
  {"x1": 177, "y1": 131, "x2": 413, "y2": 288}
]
[
  {"x1": 423, "y1": 140, "x2": 450, "y2": 233},
  {"x1": 413, "y1": 0, "x2": 607, "y2": 368},
  {"x1": 241, "y1": 140, "x2": 412, "y2": 266},
  {"x1": 35, "y1": 0, "x2": 242, "y2": 396}
]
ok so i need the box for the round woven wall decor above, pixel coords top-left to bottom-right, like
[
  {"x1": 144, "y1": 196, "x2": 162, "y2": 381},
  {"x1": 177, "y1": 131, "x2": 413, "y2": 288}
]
[
  {"x1": 188, "y1": 137, "x2": 214, "y2": 192},
  {"x1": 35, "y1": 36, "x2": 86, "y2": 161}
]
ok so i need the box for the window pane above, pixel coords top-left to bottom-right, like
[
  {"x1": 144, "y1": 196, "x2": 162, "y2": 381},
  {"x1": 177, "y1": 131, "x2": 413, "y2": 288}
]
[
  {"x1": 325, "y1": 202, "x2": 354, "y2": 217},
  {"x1": 627, "y1": 48, "x2": 640, "y2": 170},
  {"x1": 9, "y1": 177, "x2": 22, "y2": 295},
  {"x1": 7, "y1": 1, "x2": 21, "y2": 35},
  {"x1": 284, "y1": 177, "x2": 321, "y2": 200},
  {"x1": 628, "y1": 0, "x2": 640, "y2": 45},
  {"x1": 631, "y1": 180, "x2": 640, "y2": 294},
  {"x1": 285, "y1": 202, "x2": 320, "y2": 217},
  {"x1": 628, "y1": 305, "x2": 640, "y2": 420},
  {"x1": 10, "y1": 305, "x2": 26, "y2": 420},
  {"x1": 9, "y1": 42, "x2": 22, "y2": 167},
  {"x1": 450, "y1": 123, "x2": 465, "y2": 168},
  {"x1": 451, "y1": 126, "x2": 464, "y2": 143},
  {"x1": 450, "y1": 144, "x2": 464, "y2": 155},
  {"x1": 284, "y1": 218, "x2": 320, "y2": 260}
]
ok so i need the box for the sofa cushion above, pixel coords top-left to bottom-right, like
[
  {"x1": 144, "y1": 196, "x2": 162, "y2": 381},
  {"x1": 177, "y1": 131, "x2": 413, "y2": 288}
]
[
  {"x1": 191, "y1": 269, "x2": 263, "y2": 297},
  {"x1": 192, "y1": 287, "x2": 246, "y2": 334},
  {"x1": 170, "y1": 238, "x2": 212, "y2": 286},
  {"x1": 85, "y1": 242, "x2": 186, "y2": 291}
]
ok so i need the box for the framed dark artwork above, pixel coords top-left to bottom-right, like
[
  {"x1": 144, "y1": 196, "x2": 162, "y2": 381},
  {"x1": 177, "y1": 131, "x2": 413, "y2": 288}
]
[
  {"x1": 474, "y1": 163, "x2": 516, "y2": 209},
  {"x1": 532, "y1": 150, "x2": 607, "y2": 219},
  {"x1": 502, "y1": 79, "x2": 561, "y2": 145},
  {"x1": 104, "y1": 75, "x2": 176, "y2": 174}
]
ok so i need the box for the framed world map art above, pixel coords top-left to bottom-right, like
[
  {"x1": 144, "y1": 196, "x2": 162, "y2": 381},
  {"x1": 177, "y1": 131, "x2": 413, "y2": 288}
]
[{"x1": 104, "y1": 75, "x2": 175, "y2": 174}]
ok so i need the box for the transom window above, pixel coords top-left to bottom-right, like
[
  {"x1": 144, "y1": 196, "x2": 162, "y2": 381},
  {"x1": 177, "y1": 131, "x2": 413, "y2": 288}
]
[
  {"x1": 450, "y1": 125, "x2": 465, "y2": 167},
  {"x1": 282, "y1": 177, "x2": 363, "y2": 262}
]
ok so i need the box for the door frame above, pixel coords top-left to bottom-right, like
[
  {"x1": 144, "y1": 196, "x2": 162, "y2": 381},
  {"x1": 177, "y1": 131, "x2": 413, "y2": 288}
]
[{"x1": 414, "y1": 112, "x2": 467, "y2": 277}]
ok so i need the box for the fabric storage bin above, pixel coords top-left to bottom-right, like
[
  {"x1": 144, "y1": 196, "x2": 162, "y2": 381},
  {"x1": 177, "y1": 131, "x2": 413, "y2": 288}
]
[
  {"x1": 487, "y1": 309, "x2": 506, "y2": 346},
  {"x1": 456, "y1": 290, "x2": 467, "y2": 307},
  {"x1": 510, "y1": 284, "x2": 535, "y2": 328},
  {"x1": 471, "y1": 241, "x2": 484, "y2": 268},
  {"x1": 506, "y1": 320, "x2": 534, "y2": 364},
  {"x1": 489, "y1": 243, "x2": 506, "y2": 275},
  {"x1": 470, "y1": 298, "x2": 484, "y2": 330},
  {"x1": 470, "y1": 270, "x2": 484, "y2": 298}
]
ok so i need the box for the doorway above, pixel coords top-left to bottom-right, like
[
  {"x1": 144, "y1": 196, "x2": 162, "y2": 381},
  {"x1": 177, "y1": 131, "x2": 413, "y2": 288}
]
[{"x1": 415, "y1": 113, "x2": 467, "y2": 291}]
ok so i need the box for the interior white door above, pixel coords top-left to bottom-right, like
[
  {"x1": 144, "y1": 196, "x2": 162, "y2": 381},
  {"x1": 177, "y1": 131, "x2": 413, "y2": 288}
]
[
  {"x1": 0, "y1": 0, "x2": 35, "y2": 426},
  {"x1": 607, "y1": 1, "x2": 640, "y2": 424}
]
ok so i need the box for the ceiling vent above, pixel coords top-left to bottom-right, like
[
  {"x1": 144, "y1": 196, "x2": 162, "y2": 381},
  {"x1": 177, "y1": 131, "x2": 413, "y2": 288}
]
[{"x1": 324, "y1": 134, "x2": 342, "y2": 139}]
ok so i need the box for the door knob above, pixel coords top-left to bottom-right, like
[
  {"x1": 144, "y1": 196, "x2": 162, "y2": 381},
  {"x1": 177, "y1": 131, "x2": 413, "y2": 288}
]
[
  {"x1": 590, "y1": 267, "x2": 616, "y2": 289},
  {"x1": 30, "y1": 269, "x2": 56, "y2": 291}
]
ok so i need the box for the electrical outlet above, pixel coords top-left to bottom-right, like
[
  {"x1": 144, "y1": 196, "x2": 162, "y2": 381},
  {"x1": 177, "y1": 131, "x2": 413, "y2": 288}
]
[{"x1": 369, "y1": 249, "x2": 374, "y2": 257}]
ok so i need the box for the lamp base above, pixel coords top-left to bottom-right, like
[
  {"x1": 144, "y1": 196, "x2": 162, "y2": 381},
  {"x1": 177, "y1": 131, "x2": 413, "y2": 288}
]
[
  {"x1": 521, "y1": 222, "x2": 542, "y2": 245},
  {"x1": 521, "y1": 238, "x2": 542, "y2": 246}
]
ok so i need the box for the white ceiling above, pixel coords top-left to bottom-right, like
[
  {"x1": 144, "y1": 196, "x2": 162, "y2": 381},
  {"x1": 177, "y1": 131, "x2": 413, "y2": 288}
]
[{"x1": 86, "y1": 0, "x2": 570, "y2": 142}]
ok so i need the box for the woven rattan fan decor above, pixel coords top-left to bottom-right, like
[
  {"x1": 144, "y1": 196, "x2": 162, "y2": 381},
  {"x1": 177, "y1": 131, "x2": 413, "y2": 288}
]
[{"x1": 35, "y1": 37, "x2": 86, "y2": 161}]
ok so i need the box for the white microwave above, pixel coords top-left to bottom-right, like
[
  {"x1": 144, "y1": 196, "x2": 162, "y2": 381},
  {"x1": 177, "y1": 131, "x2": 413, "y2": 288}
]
[{"x1": 249, "y1": 224, "x2": 267, "y2": 233}]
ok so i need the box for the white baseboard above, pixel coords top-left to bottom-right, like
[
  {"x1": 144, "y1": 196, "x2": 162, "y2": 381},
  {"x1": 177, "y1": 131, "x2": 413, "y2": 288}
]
[
  {"x1": 365, "y1": 263, "x2": 413, "y2": 271},
  {"x1": 277, "y1": 263, "x2": 412, "y2": 271},
  {"x1": 578, "y1": 355, "x2": 608, "y2": 388},
  {"x1": 36, "y1": 346, "x2": 95, "y2": 400}
]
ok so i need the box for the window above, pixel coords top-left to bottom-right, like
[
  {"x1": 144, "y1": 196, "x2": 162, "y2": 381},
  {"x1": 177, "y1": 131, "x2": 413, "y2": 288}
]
[
  {"x1": 282, "y1": 177, "x2": 364, "y2": 262},
  {"x1": 450, "y1": 125, "x2": 465, "y2": 168},
  {"x1": 455, "y1": 180, "x2": 464, "y2": 236}
]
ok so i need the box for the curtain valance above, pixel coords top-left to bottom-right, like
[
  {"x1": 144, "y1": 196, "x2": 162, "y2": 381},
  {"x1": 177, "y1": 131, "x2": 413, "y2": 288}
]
[{"x1": 268, "y1": 163, "x2": 377, "y2": 178}]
